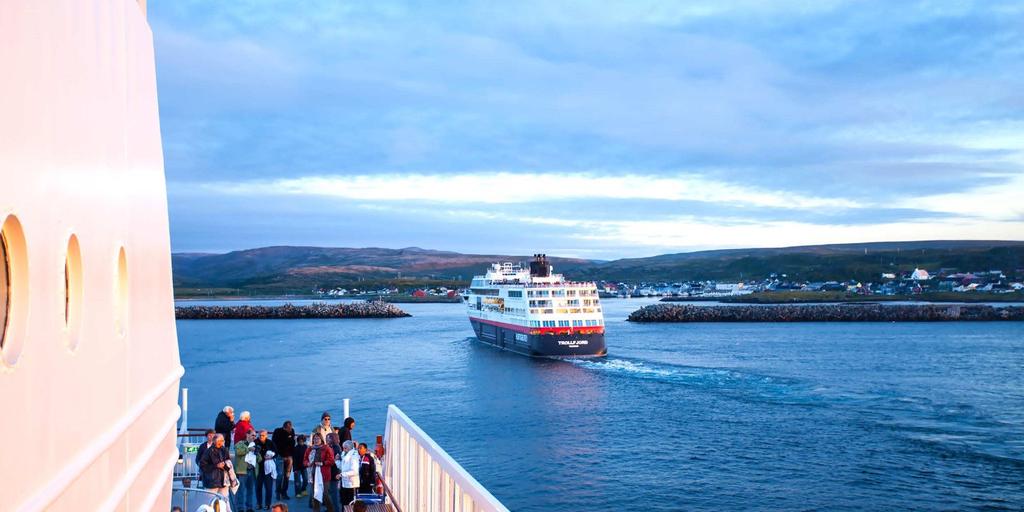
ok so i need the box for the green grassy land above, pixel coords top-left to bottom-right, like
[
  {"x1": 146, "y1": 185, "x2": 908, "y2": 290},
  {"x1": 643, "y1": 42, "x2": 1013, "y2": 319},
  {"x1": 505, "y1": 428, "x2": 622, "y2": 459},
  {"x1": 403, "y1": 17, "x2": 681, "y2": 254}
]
[{"x1": 704, "y1": 290, "x2": 1024, "y2": 303}]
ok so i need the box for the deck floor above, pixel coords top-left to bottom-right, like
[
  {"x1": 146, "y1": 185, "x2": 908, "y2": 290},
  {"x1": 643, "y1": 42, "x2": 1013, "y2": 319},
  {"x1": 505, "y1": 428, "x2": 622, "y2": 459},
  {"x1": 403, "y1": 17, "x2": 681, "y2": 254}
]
[{"x1": 343, "y1": 504, "x2": 393, "y2": 512}]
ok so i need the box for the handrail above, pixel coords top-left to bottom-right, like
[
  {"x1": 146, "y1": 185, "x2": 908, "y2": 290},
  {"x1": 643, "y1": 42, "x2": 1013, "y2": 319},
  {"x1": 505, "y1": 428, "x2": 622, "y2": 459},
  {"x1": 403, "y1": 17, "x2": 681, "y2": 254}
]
[
  {"x1": 383, "y1": 405, "x2": 509, "y2": 512},
  {"x1": 97, "y1": 406, "x2": 184, "y2": 511},
  {"x1": 377, "y1": 475, "x2": 404, "y2": 512},
  {"x1": 171, "y1": 486, "x2": 232, "y2": 512},
  {"x1": 16, "y1": 365, "x2": 185, "y2": 512}
]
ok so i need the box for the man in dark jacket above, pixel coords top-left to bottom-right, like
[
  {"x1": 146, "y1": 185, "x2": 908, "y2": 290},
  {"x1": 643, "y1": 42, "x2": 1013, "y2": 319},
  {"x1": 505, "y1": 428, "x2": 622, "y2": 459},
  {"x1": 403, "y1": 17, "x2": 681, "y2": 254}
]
[
  {"x1": 272, "y1": 420, "x2": 296, "y2": 499},
  {"x1": 339, "y1": 417, "x2": 355, "y2": 445},
  {"x1": 215, "y1": 406, "x2": 235, "y2": 447},
  {"x1": 255, "y1": 429, "x2": 278, "y2": 509},
  {"x1": 356, "y1": 443, "x2": 376, "y2": 494},
  {"x1": 195, "y1": 429, "x2": 215, "y2": 468},
  {"x1": 198, "y1": 433, "x2": 232, "y2": 498}
]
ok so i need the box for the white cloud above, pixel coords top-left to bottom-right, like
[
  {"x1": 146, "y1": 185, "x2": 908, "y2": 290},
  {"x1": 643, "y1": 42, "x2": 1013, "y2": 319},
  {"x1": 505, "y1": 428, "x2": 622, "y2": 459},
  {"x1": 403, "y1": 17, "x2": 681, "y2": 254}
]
[
  {"x1": 898, "y1": 173, "x2": 1024, "y2": 222},
  {"x1": 196, "y1": 172, "x2": 860, "y2": 210},
  {"x1": 339, "y1": 201, "x2": 1024, "y2": 253},
  {"x1": 569, "y1": 217, "x2": 1024, "y2": 250}
]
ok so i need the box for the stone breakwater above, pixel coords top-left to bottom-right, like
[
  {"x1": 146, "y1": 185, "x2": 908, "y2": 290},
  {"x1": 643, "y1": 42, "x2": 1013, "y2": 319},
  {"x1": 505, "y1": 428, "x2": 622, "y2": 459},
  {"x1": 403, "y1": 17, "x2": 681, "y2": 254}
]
[
  {"x1": 628, "y1": 304, "x2": 1024, "y2": 323},
  {"x1": 175, "y1": 301, "x2": 411, "y2": 320}
]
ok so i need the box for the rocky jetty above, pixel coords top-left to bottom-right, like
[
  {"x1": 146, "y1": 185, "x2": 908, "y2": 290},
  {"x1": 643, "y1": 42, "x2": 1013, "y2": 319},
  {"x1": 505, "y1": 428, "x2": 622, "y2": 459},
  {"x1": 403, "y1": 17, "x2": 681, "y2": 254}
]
[
  {"x1": 628, "y1": 303, "x2": 1024, "y2": 323},
  {"x1": 175, "y1": 301, "x2": 411, "y2": 320}
]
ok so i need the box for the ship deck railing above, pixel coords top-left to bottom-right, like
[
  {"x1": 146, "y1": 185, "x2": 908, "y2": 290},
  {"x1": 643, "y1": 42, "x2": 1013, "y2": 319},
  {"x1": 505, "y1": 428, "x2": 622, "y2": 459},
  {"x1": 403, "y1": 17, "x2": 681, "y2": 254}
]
[
  {"x1": 171, "y1": 486, "x2": 232, "y2": 512},
  {"x1": 383, "y1": 404, "x2": 509, "y2": 512},
  {"x1": 481, "y1": 278, "x2": 596, "y2": 287},
  {"x1": 172, "y1": 392, "x2": 507, "y2": 512},
  {"x1": 174, "y1": 429, "x2": 208, "y2": 483}
]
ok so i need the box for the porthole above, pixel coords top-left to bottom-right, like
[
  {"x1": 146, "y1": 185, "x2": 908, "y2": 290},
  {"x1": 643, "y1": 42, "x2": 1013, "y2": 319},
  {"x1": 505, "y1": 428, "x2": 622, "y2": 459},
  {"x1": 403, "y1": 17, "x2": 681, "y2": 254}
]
[
  {"x1": 1, "y1": 215, "x2": 28, "y2": 367},
  {"x1": 64, "y1": 235, "x2": 83, "y2": 350},
  {"x1": 0, "y1": 230, "x2": 8, "y2": 349},
  {"x1": 114, "y1": 246, "x2": 128, "y2": 337}
]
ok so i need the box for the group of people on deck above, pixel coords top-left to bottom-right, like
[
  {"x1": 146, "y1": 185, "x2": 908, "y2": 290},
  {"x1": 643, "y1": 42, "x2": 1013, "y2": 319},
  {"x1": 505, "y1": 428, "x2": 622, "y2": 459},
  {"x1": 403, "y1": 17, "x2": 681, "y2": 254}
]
[{"x1": 194, "y1": 405, "x2": 379, "y2": 512}]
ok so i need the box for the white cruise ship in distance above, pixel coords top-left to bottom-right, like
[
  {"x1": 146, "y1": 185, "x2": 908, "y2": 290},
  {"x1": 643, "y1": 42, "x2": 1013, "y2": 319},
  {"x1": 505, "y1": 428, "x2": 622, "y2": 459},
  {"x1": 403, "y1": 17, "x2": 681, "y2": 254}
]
[{"x1": 465, "y1": 254, "x2": 607, "y2": 357}]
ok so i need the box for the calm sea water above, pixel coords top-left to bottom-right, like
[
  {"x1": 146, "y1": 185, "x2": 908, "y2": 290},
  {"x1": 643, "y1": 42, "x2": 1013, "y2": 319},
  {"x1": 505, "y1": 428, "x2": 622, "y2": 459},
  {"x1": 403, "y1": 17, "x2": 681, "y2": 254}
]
[{"x1": 176, "y1": 299, "x2": 1024, "y2": 511}]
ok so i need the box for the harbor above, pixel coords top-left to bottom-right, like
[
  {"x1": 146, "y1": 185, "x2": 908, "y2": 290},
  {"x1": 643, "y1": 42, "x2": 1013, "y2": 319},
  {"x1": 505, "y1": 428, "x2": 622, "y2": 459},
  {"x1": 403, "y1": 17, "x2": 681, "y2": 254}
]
[{"x1": 176, "y1": 299, "x2": 1024, "y2": 511}]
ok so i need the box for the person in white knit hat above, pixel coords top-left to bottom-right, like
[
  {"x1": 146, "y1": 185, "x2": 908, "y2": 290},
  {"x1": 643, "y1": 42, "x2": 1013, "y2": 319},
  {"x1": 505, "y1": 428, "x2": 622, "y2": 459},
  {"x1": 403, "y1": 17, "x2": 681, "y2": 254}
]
[{"x1": 260, "y1": 449, "x2": 277, "y2": 510}]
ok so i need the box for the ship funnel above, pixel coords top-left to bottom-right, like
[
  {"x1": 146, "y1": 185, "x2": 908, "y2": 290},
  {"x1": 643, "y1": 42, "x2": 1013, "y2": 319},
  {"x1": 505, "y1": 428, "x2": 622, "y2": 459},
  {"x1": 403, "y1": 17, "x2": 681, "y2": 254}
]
[{"x1": 530, "y1": 253, "x2": 551, "y2": 277}]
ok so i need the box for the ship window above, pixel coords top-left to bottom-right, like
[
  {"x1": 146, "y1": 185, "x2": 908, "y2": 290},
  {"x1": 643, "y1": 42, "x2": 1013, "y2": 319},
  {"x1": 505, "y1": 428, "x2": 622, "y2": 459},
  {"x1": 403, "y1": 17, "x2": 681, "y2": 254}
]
[
  {"x1": 114, "y1": 247, "x2": 128, "y2": 337},
  {"x1": 0, "y1": 230, "x2": 8, "y2": 351},
  {"x1": 1, "y1": 215, "x2": 28, "y2": 367},
  {"x1": 64, "y1": 235, "x2": 83, "y2": 350}
]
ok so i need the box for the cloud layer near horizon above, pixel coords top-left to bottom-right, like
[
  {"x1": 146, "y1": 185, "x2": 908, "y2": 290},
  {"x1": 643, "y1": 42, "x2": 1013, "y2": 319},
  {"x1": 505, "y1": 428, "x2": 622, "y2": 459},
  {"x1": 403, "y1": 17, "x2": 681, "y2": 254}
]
[{"x1": 154, "y1": 1, "x2": 1024, "y2": 258}]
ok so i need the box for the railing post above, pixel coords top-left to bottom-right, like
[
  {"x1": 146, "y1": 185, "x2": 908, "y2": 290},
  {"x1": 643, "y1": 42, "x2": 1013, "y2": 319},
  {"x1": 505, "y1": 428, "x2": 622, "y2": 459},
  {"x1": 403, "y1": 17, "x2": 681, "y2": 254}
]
[
  {"x1": 343, "y1": 397, "x2": 350, "y2": 420},
  {"x1": 179, "y1": 387, "x2": 189, "y2": 435}
]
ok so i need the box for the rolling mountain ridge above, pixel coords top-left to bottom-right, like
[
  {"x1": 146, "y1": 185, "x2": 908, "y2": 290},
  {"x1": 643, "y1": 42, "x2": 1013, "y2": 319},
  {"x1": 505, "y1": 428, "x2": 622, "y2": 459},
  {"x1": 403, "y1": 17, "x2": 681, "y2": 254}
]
[{"x1": 172, "y1": 240, "x2": 1024, "y2": 295}]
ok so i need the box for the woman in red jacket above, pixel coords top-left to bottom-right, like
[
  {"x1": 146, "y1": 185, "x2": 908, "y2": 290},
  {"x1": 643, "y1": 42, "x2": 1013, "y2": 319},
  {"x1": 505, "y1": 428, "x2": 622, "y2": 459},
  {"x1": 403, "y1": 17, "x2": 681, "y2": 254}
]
[
  {"x1": 233, "y1": 410, "x2": 255, "y2": 444},
  {"x1": 305, "y1": 432, "x2": 336, "y2": 512}
]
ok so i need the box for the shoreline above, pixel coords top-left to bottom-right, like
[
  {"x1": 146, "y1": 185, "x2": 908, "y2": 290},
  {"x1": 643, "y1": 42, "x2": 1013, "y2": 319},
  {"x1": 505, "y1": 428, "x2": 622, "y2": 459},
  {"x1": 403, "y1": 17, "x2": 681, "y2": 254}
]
[
  {"x1": 628, "y1": 303, "x2": 1024, "y2": 322},
  {"x1": 660, "y1": 291, "x2": 1024, "y2": 304},
  {"x1": 174, "y1": 294, "x2": 462, "y2": 303},
  {"x1": 175, "y1": 301, "x2": 412, "y2": 319}
]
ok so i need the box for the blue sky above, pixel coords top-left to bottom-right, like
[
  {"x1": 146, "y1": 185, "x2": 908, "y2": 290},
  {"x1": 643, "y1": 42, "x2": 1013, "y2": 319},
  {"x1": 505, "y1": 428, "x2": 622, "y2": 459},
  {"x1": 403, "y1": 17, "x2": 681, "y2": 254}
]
[{"x1": 152, "y1": 0, "x2": 1024, "y2": 259}]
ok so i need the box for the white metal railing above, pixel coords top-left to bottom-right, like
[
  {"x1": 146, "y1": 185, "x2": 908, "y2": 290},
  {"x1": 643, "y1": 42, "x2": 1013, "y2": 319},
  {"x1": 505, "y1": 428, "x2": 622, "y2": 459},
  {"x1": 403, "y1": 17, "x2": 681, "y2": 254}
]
[
  {"x1": 171, "y1": 486, "x2": 232, "y2": 512},
  {"x1": 383, "y1": 405, "x2": 509, "y2": 512},
  {"x1": 174, "y1": 437, "x2": 203, "y2": 482}
]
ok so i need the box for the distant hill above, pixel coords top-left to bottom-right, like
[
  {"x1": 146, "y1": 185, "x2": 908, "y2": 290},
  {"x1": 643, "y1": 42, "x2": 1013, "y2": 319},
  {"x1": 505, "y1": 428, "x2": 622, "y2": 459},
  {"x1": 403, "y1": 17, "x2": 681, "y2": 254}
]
[
  {"x1": 570, "y1": 240, "x2": 1024, "y2": 283},
  {"x1": 172, "y1": 241, "x2": 1024, "y2": 296},
  {"x1": 172, "y1": 246, "x2": 595, "y2": 295}
]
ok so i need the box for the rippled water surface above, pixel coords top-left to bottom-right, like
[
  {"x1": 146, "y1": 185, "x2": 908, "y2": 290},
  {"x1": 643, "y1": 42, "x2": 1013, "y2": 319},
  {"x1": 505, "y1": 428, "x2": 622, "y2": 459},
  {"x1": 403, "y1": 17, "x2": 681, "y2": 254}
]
[{"x1": 177, "y1": 299, "x2": 1024, "y2": 511}]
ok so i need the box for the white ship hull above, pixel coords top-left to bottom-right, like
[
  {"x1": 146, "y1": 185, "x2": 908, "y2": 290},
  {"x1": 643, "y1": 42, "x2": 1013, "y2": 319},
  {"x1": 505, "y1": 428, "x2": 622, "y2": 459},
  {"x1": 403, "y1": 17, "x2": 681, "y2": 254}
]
[{"x1": 1, "y1": 1, "x2": 183, "y2": 510}]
